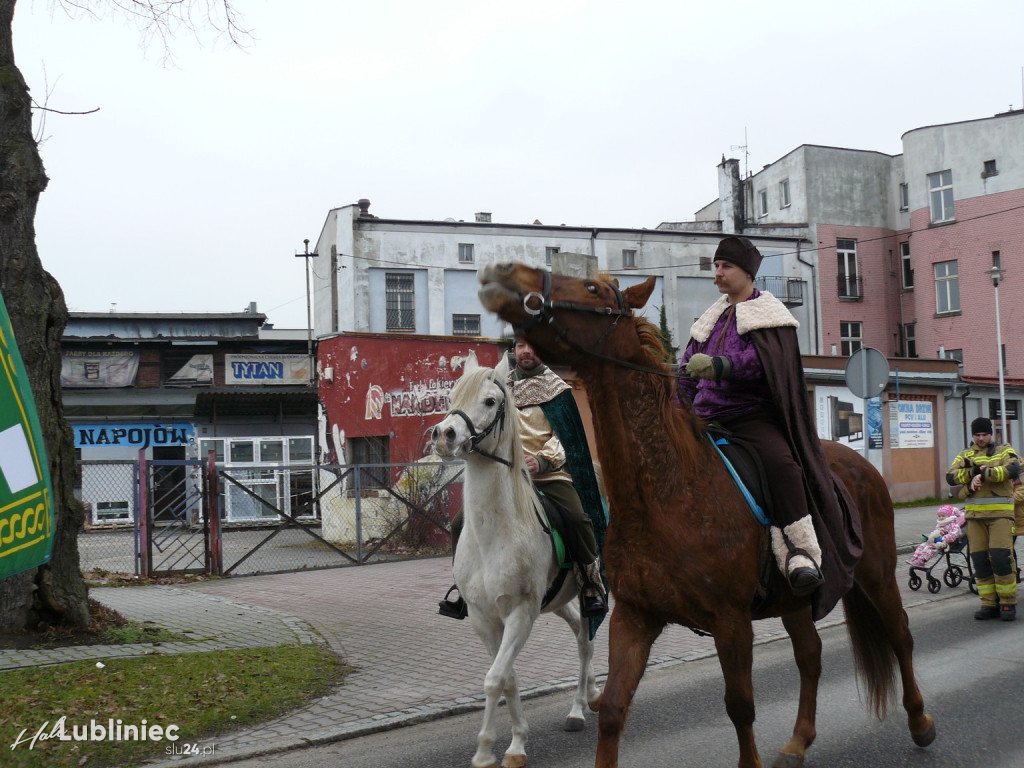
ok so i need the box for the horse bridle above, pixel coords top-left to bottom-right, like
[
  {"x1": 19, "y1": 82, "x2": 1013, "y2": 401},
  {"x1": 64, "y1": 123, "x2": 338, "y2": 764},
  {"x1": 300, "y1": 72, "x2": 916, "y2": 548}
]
[
  {"x1": 447, "y1": 374, "x2": 513, "y2": 467},
  {"x1": 517, "y1": 270, "x2": 675, "y2": 378}
]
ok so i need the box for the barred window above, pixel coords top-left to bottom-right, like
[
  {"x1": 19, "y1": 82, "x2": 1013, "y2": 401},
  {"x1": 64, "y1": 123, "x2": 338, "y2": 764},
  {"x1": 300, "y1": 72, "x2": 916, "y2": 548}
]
[
  {"x1": 385, "y1": 273, "x2": 415, "y2": 331},
  {"x1": 452, "y1": 314, "x2": 480, "y2": 336}
]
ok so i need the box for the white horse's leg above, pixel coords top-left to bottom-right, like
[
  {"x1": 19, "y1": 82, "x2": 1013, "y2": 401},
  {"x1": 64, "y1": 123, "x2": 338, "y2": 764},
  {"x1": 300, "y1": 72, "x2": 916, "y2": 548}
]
[
  {"x1": 471, "y1": 604, "x2": 535, "y2": 768},
  {"x1": 470, "y1": 617, "x2": 506, "y2": 768},
  {"x1": 553, "y1": 600, "x2": 599, "y2": 731}
]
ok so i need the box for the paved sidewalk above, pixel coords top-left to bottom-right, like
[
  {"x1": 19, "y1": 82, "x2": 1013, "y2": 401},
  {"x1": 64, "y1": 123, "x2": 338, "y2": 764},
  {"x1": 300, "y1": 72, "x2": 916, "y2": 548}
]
[{"x1": 0, "y1": 504, "x2": 970, "y2": 766}]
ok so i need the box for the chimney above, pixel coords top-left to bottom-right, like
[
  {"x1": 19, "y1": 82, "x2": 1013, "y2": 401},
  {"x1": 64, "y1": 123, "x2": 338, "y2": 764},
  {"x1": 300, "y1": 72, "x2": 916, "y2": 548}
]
[
  {"x1": 475, "y1": 212, "x2": 492, "y2": 223},
  {"x1": 357, "y1": 198, "x2": 374, "y2": 218},
  {"x1": 246, "y1": 301, "x2": 258, "y2": 314}
]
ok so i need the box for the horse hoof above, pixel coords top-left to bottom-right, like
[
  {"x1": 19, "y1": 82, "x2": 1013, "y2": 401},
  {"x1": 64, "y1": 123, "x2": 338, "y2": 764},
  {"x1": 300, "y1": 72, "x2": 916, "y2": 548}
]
[
  {"x1": 771, "y1": 752, "x2": 804, "y2": 768},
  {"x1": 565, "y1": 715, "x2": 585, "y2": 732},
  {"x1": 912, "y1": 714, "x2": 936, "y2": 747},
  {"x1": 500, "y1": 754, "x2": 526, "y2": 768}
]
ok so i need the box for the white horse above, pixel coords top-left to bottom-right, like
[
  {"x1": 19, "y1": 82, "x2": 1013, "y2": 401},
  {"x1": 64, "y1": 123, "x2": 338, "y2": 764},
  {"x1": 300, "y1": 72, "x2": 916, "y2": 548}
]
[{"x1": 431, "y1": 352, "x2": 600, "y2": 768}]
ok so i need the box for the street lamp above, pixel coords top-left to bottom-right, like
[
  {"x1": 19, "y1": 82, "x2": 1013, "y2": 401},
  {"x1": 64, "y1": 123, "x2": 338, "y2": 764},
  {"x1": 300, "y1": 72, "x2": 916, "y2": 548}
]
[{"x1": 985, "y1": 265, "x2": 1007, "y2": 442}]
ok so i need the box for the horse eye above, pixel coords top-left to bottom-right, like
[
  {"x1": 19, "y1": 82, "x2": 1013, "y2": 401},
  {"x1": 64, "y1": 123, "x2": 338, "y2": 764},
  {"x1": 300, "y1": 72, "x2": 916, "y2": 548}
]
[
  {"x1": 484, "y1": 397, "x2": 496, "y2": 407},
  {"x1": 585, "y1": 282, "x2": 598, "y2": 294}
]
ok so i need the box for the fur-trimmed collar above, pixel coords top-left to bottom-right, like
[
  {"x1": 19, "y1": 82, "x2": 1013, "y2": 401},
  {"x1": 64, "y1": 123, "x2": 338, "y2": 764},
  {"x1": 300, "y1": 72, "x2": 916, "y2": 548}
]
[{"x1": 688, "y1": 291, "x2": 799, "y2": 343}]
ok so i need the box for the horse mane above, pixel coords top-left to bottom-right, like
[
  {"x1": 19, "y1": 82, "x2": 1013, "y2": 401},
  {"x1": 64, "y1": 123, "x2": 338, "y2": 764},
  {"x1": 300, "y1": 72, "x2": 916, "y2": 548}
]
[
  {"x1": 448, "y1": 364, "x2": 537, "y2": 533},
  {"x1": 629, "y1": 314, "x2": 706, "y2": 469}
]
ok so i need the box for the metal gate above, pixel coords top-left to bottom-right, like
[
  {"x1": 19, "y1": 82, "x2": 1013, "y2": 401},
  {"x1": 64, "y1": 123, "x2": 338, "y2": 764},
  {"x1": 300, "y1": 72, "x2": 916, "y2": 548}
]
[
  {"x1": 139, "y1": 458, "x2": 211, "y2": 576},
  {"x1": 83, "y1": 457, "x2": 464, "y2": 577}
]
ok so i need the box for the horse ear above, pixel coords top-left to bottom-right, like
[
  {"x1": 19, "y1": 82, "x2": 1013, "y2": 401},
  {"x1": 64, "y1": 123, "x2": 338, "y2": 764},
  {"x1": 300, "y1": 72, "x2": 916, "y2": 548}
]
[
  {"x1": 493, "y1": 349, "x2": 511, "y2": 380},
  {"x1": 624, "y1": 277, "x2": 657, "y2": 310},
  {"x1": 465, "y1": 350, "x2": 479, "y2": 372}
]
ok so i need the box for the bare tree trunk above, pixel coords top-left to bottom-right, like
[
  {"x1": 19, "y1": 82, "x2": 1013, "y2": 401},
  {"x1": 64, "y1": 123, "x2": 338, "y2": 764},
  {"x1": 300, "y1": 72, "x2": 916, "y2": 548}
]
[{"x1": 0, "y1": 0, "x2": 90, "y2": 629}]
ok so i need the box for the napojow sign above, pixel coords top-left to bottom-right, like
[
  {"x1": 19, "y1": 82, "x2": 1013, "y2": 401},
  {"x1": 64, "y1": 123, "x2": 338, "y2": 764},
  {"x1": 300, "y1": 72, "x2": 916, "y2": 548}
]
[{"x1": 0, "y1": 292, "x2": 54, "y2": 580}]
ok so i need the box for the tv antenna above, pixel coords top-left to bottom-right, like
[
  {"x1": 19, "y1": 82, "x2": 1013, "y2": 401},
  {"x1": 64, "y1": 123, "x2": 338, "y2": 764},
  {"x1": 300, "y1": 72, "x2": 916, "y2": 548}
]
[{"x1": 731, "y1": 127, "x2": 750, "y2": 178}]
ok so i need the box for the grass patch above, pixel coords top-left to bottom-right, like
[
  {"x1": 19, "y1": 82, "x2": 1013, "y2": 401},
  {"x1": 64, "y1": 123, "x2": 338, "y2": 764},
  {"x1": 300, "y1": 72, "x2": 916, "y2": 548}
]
[{"x1": 1, "y1": 644, "x2": 347, "y2": 768}]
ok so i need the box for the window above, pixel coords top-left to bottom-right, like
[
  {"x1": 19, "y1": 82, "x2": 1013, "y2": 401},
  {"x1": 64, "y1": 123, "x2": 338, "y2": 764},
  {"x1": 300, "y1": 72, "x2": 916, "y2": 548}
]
[
  {"x1": 899, "y1": 182, "x2": 909, "y2": 211},
  {"x1": 699, "y1": 256, "x2": 712, "y2": 271},
  {"x1": 348, "y1": 435, "x2": 390, "y2": 489},
  {"x1": 903, "y1": 323, "x2": 917, "y2": 358},
  {"x1": 757, "y1": 189, "x2": 768, "y2": 217},
  {"x1": 545, "y1": 246, "x2": 559, "y2": 266},
  {"x1": 452, "y1": 314, "x2": 481, "y2": 336},
  {"x1": 458, "y1": 243, "x2": 474, "y2": 263},
  {"x1": 836, "y1": 239, "x2": 860, "y2": 298},
  {"x1": 934, "y1": 260, "x2": 960, "y2": 314},
  {"x1": 779, "y1": 178, "x2": 791, "y2": 208},
  {"x1": 385, "y1": 273, "x2": 415, "y2": 331},
  {"x1": 993, "y1": 250, "x2": 1001, "y2": 270},
  {"x1": 928, "y1": 170, "x2": 955, "y2": 223},
  {"x1": 622, "y1": 249, "x2": 637, "y2": 268},
  {"x1": 982, "y1": 159, "x2": 998, "y2": 178},
  {"x1": 840, "y1": 322, "x2": 862, "y2": 356},
  {"x1": 900, "y1": 241, "x2": 913, "y2": 290},
  {"x1": 204, "y1": 436, "x2": 315, "y2": 521}
]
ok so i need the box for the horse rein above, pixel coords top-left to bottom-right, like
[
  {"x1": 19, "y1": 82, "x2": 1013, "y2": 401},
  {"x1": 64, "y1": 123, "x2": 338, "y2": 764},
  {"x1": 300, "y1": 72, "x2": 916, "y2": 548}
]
[
  {"x1": 448, "y1": 374, "x2": 513, "y2": 468},
  {"x1": 517, "y1": 270, "x2": 676, "y2": 379}
]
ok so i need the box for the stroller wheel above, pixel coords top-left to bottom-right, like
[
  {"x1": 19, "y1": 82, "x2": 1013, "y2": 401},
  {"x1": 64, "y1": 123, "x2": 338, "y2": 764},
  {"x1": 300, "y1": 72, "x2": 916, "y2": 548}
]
[
  {"x1": 927, "y1": 576, "x2": 941, "y2": 594},
  {"x1": 945, "y1": 566, "x2": 963, "y2": 588},
  {"x1": 908, "y1": 571, "x2": 922, "y2": 591}
]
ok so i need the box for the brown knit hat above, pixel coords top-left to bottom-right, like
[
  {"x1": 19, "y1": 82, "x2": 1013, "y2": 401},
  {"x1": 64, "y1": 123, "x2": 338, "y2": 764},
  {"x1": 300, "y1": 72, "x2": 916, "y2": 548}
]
[{"x1": 714, "y1": 236, "x2": 763, "y2": 278}]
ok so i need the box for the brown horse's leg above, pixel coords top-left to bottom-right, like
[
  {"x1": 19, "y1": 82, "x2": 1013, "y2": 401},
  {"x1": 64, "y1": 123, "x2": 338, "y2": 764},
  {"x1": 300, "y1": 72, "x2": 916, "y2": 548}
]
[
  {"x1": 594, "y1": 603, "x2": 663, "y2": 768},
  {"x1": 848, "y1": 576, "x2": 935, "y2": 745},
  {"x1": 711, "y1": 611, "x2": 761, "y2": 768},
  {"x1": 773, "y1": 608, "x2": 821, "y2": 768}
]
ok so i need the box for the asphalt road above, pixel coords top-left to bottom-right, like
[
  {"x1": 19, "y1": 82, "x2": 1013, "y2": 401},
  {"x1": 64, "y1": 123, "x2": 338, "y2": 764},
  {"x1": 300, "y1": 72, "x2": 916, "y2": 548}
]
[{"x1": 220, "y1": 593, "x2": 1024, "y2": 768}]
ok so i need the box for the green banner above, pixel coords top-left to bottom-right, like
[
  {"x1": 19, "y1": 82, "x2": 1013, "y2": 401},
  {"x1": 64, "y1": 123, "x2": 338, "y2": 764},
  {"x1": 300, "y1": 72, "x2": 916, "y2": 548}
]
[{"x1": 0, "y1": 291, "x2": 54, "y2": 580}]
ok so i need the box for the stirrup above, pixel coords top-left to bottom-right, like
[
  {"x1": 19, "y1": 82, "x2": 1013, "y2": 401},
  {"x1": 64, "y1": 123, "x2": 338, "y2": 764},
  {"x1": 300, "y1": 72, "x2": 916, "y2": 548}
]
[
  {"x1": 785, "y1": 548, "x2": 823, "y2": 597},
  {"x1": 438, "y1": 585, "x2": 468, "y2": 620}
]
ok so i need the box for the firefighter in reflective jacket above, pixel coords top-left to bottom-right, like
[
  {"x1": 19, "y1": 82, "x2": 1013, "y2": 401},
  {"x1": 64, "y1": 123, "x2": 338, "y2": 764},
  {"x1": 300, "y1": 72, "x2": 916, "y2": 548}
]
[{"x1": 947, "y1": 416, "x2": 1022, "y2": 621}]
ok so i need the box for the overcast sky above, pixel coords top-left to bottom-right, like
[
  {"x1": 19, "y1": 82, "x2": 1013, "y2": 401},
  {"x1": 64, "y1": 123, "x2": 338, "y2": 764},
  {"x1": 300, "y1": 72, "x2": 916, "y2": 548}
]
[{"x1": 15, "y1": 0, "x2": 1024, "y2": 329}]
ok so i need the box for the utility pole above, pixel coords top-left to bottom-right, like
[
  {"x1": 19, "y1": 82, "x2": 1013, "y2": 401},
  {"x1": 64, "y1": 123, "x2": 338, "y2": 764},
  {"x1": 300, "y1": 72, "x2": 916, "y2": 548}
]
[{"x1": 296, "y1": 239, "x2": 319, "y2": 387}]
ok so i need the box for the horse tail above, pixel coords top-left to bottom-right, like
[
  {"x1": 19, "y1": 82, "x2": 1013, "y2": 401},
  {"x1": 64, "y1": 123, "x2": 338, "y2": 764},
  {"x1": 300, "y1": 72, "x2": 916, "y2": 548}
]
[{"x1": 841, "y1": 581, "x2": 897, "y2": 720}]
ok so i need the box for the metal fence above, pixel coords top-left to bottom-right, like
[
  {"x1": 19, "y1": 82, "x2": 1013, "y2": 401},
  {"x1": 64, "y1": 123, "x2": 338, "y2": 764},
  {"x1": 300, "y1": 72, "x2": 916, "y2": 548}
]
[{"x1": 76, "y1": 458, "x2": 464, "y2": 577}]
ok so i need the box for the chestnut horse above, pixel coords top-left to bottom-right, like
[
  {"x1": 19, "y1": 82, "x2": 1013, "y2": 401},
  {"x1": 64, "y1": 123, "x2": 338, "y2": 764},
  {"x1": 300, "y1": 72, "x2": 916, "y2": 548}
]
[{"x1": 477, "y1": 262, "x2": 935, "y2": 768}]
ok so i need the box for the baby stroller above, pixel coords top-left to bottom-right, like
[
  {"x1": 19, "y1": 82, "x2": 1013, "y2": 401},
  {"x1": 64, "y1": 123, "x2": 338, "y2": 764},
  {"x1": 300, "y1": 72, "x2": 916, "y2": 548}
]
[{"x1": 907, "y1": 526, "x2": 975, "y2": 595}]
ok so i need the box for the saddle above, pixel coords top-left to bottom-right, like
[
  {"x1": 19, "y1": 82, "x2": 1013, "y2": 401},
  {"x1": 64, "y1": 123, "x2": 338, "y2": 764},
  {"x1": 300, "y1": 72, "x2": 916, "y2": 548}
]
[
  {"x1": 704, "y1": 422, "x2": 778, "y2": 617},
  {"x1": 534, "y1": 490, "x2": 574, "y2": 610}
]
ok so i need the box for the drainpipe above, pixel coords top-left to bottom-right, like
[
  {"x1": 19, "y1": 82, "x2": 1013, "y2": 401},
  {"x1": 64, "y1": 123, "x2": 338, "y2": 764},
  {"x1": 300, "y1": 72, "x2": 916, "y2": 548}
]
[
  {"x1": 795, "y1": 241, "x2": 820, "y2": 354},
  {"x1": 590, "y1": 228, "x2": 598, "y2": 260}
]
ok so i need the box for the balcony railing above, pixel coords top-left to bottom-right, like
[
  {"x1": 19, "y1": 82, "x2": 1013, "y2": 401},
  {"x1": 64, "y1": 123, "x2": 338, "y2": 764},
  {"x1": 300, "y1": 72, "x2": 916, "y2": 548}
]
[{"x1": 755, "y1": 276, "x2": 806, "y2": 308}]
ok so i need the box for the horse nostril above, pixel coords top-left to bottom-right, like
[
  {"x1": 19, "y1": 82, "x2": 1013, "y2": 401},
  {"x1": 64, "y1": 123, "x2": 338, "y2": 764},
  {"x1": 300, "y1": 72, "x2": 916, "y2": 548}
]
[{"x1": 444, "y1": 427, "x2": 456, "y2": 442}]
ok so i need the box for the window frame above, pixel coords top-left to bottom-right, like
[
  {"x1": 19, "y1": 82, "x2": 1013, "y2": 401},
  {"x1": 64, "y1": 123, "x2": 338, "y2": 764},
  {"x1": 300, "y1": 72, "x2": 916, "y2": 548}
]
[
  {"x1": 836, "y1": 238, "x2": 860, "y2": 299},
  {"x1": 545, "y1": 246, "x2": 559, "y2": 266},
  {"x1": 903, "y1": 322, "x2": 917, "y2": 358},
  {"x1": 933, "y1": 260, "x2": 960, "y2": 315},
  {"x1": 457, "y1": 243, "x2": 475, "y2": 263},
  {"x1": 840, "y1": 321, "x2": 863, "y2": 356},
  {"x1": 779, "y1": 178, "x2": 791, "y2": 208},
  {"x1": 927, "y1": 170, "x2": 955, "y2": 223},
  {"x1": 622, "y1": 249, "x2": 637, "y2": 269},
  {"x1": 385, "y1": 272, "x2": 416, "y2": 332},
  {"x1": 898, "y1": 182, "x2": 909, "y2": 211},
  {"x1": 900, "y1": 241, "x2": 914, "y2": 290},
  {"x1": 452, "y1": 313, "x2": 481, "y2": 336},
  {"x1": 757, "y1": 189, "x2": 768, "y2": 217}
]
